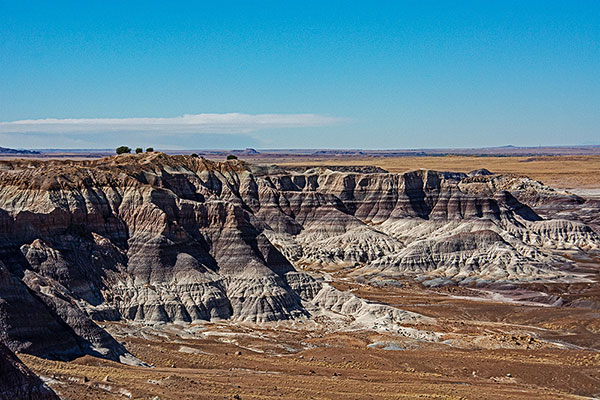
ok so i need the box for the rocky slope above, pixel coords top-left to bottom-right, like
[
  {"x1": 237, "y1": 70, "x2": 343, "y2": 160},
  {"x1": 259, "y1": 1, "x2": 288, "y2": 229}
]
[
  {"x1": 0, "y1": 153, "x2": 597, "y2": 362},
  {"x1": 0, "y1": 343, "x2": 59, "y2": 400}
]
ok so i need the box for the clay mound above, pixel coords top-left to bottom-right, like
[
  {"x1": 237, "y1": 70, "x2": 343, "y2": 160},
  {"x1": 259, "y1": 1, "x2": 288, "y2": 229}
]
[
  {"x1": 285, "y1": 165, "x2": 389, "y2": 174},
  {"x1": 468, "y1": 168, "x2": 494, "y2": 176}
]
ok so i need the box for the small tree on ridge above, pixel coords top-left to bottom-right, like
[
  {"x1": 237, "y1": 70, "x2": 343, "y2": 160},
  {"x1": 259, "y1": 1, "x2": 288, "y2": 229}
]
[{"x1": 116, "y1": 146, "x2": 131, "y2": 155}]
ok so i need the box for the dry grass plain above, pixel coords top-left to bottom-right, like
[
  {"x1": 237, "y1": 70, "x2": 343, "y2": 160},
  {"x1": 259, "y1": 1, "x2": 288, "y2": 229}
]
[{"x1": 273, "y1": 155, "x2": 600, "y2": 189}]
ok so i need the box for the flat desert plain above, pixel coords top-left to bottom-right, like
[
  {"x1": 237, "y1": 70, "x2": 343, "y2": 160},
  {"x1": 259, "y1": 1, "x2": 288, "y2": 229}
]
[{"x1": 275, "y1": 155, "x2": 600, "y2": 190}]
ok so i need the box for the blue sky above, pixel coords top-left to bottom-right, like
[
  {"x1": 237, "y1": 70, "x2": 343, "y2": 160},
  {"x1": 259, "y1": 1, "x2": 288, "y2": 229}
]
[{"x1": 0, "y1": 1, "x2": 598, "y2": 149}]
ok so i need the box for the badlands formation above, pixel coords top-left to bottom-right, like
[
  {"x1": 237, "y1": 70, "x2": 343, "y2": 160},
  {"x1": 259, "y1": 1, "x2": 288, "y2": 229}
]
[{"x1": 0, "y1": 152, "x2": 598, "y2": 399}]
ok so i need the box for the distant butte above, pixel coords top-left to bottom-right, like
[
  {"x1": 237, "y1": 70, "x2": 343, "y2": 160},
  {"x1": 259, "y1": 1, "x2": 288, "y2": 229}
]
[{"x1": 0, "y1": 146, "x2": 39, "y2": 155}]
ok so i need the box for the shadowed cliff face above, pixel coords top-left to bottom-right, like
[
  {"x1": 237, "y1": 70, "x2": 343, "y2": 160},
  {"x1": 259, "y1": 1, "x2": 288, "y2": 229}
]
[
  {"x1": 0, "y1": 153, "x2": 597, "y2": 362},
  {"x1": 0, "y1": 343, "x2": 59, "y2": 400}
]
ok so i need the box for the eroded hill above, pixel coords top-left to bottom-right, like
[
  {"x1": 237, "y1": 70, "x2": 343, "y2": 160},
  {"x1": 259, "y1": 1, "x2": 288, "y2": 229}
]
[{"x1": 0, "y1": 153, "x2": 598, "y2": 367}]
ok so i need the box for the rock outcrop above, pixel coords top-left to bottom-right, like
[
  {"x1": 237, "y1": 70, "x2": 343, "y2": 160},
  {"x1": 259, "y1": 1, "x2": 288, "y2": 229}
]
[
  {"x1": 0, "y1": 153, "x2": 597, "y2": 362},
  {"x1": 0, "y1": 343, "x2": 59, "y2": 400}
]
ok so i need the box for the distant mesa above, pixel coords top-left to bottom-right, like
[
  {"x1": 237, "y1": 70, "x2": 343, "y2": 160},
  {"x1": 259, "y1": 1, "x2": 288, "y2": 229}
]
[
  {"x1": 312, "y1": 150, "x2": 366, "y2": 155},
  {"x1": 230, "y1": 148, "x2": 260, "y2": 155},
  {"x1": 0, "y1": 147, "x2": 39, "y2": 155}
]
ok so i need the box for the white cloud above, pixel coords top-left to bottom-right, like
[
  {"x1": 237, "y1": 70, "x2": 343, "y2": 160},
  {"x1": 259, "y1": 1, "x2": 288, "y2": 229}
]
[{"x1": 0, "y1": 113, "x2": 344, "y2": 134}]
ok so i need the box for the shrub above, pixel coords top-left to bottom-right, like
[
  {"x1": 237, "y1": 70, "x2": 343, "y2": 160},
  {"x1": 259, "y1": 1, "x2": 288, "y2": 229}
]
[
  {"x1": 226, "y1": 154, "x2": 238, "y2": 160},
  {"x1": 116, "y1": 146, "x2": 131, "y2": 155},
  {"x1": 191, "y1": 153, "x2": 199, "y2": 158},
  {"x1": 135, "y1": 147, "x2": 143, "y2": 154},
  {"x1": 146, "y1": 147, "x2": 154, "y2": 152}
]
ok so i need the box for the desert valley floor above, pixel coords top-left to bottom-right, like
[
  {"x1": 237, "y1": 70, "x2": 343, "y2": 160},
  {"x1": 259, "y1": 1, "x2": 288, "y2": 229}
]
[
  {"x1": 21, "y1": 280, "x2": 600, "y2": 400},
  {"x1": 2, "y1": 154, "x2": 599, "y2": 400}
]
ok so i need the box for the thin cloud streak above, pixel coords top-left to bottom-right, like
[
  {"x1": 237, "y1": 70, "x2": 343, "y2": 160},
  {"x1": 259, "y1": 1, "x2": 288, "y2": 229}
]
[{"x1": 0, "y1": 113, "x2": 345, "y2": 134}]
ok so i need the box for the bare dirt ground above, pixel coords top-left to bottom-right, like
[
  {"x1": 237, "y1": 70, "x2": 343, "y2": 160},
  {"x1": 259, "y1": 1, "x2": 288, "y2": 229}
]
[
  {"x1": 15, "y1": 154, "x2": 600, "y2": 399},
  {"x1": 19, "y1": 272, "x2": 600, "y2": 400},
  {"x1": 19, "y1": 318, "x2": 600, "y2": 399}
]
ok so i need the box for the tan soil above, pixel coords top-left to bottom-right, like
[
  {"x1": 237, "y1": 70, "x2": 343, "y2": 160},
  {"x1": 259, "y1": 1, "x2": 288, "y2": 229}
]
[{"x1": 20, "y1": 277, "x2": 600, "y2": 400}]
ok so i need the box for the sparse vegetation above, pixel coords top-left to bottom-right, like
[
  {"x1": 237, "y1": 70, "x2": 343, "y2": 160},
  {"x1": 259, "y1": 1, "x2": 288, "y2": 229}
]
[
  {"x1": 226, "y1": 154, "x2": 238, "y2": 160},
  {"x1": 278, "y1": 155, "x2": 600, "y2": 189},
  {"x1": 146, "y1": 147, "x2": 154, "y2": 153},
  {"x1": 116, "y1": 146, "x2": 131, "y2": 155},
  {"x1": 135, "y1": 147, "x2": 143, "y2": 154},
  {"x1": 191, "y1": 153, "x2": 199, "y2": 158}
]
